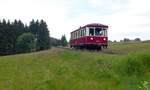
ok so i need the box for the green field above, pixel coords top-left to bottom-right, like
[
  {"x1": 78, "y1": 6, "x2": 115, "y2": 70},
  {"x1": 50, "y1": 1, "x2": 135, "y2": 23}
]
[{"x1": 0, "y1": 42, "x2": 150, "y2": 90}]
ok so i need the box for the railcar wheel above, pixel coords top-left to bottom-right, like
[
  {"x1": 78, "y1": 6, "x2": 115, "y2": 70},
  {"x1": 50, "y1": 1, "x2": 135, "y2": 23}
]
[{"x1": 96, "y1": 46, "x2": 101, "y2": 51}]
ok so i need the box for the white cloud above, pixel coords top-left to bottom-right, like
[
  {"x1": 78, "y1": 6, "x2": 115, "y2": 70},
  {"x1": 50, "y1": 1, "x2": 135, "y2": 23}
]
[
  {"x1": 88, "y1": 0, "x2": 104, "y2": 8},
  {"x1": 0, "y1": 0, "x2": 150, "y2": 41},
  {"x1": 0, "y1": 0, "x2": 69, "y2": 39},
  {"x1": 127, "y1": 0, "x2": 150, "y2": 15},
  {"x1": 86, "y1": 0, "x2": 150, "y2": 40},
  {"x1": 88, "y1": 0, "x2": 127, "y2": 12}
]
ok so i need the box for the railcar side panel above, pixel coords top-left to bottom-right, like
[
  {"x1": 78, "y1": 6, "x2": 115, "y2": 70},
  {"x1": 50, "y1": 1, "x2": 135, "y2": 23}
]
[{"x1": 70, "y1": 36, "x2": 108, "y2": 46}]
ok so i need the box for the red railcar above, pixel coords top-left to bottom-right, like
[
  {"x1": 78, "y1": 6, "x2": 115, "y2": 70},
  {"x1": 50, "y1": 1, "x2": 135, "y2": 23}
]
[{"x1": 70, "y1": 23, "x2": 108, "y2": 50}]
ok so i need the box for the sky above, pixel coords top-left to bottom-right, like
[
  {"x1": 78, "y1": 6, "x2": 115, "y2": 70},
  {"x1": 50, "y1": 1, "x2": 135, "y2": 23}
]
[{"x1": 0, "y1": 0, "x2": 150, "y2": 41}]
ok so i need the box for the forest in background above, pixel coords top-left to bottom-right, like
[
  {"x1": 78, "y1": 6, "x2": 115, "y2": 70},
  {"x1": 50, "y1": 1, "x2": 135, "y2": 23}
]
[{"x1": 0, "y1": 19, "x2": 67, "y2": 55}]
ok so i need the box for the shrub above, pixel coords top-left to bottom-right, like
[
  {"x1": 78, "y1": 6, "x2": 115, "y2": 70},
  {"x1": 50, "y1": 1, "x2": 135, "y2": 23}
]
[
  {"x1": 16, "y1": 33, "x2": 36, "y2": 53},
  {"x1": 125, "y1": 57, "x2": 144, "y2": 76},
  {"x1": 140, "y1": 54, "x2": 150, "y2": 70},
  {"x1": 125, "y1": 53, "x2": 150, "y2": 76}
]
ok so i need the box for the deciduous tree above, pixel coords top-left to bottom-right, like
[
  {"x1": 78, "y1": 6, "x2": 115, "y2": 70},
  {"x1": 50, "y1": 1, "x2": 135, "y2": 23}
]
[{"x1": 16, "y1": 33, "x2": 36, "y2": 53}]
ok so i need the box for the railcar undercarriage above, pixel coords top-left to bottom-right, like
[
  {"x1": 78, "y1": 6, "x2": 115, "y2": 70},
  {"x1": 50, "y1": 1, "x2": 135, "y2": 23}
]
[{"x1": 70, "y1": 44, "x2": 108, "y2": 51}]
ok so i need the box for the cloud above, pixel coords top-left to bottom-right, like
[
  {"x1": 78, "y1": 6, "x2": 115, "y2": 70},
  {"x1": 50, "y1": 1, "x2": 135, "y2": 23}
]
[
  {"x1": 0, "y1": 0, "x2": 150, "y2": 41},
  {"x1": 84, "y1": 0, "x2": 150, "y2": 40},
  {"x1": 88, "y1": 0, "x2": 128, "y2": 12},
  {"x1": 0, "y1": 0, "x2": 69, "y2": 39}
]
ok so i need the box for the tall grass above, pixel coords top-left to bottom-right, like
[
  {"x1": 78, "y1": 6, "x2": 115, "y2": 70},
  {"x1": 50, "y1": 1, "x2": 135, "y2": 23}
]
[{"x1": 0, "y1": 42, "x2": 150, "y2": 90}]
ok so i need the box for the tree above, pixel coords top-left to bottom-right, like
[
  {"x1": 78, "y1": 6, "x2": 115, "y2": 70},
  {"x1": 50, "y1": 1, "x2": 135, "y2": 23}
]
[
  {"x1": 134, "y1": 38, "x2": 141, "y2": 42},
  {"x1": 60, "y1": 35, "x2": 68, "y2": 46},
  {"x1": 123, "y1": 38, "x2": 130, "y2": 42},
  {"x1": 0, "y1": 20, "x2": 4, "y2": 55},
  {"x1": 108, "y1": 40, "x2": 112, "y2": 43},
  {"x1": 16, "y1": 33, "x2": 36, "y2": 53},
  {"x1": 12, "y1": 19, "x2": 26, "y2": 53},
  {"x1": 50, "y1": 37, "x2": 61, "y2": 47},
  {"x1": 36, "y1": 20, "x2": 50, "y2": 50},
  {"x1": 113, "y1": 40, "x2": 117, "y2": 43},
  {"x1": 29, "y1": 19, "x2": 38, "y2": 35},
  {"x1": 0, "y1": 19, "x2": 14, "y2": 55},
  {"x1": 29, "y1": 20, "x2": 50, "y2": 51}
]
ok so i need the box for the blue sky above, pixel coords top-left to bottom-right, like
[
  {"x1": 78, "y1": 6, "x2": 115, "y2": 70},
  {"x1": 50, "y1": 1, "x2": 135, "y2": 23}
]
[{"x1": 0, "y1": 0, "x2": 150, "y2": 41}]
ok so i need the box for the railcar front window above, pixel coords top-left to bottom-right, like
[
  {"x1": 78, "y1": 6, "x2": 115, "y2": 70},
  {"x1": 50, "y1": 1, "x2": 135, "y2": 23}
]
[
  {"x1": 103, "y1": 29, "x2": 107, "y2": 36},
  {"x1": 89, "y1": 28, "x2": 94, "y2": 36},
  {"x1": 100, "y1": 30, "x2": 103, "y2": 36},
  {"x1": 95, "y1": 28, "x2": 102, "y2": 36},
  {"x1": 105, "y1": 30, "x2": 107, "y2": 36}
]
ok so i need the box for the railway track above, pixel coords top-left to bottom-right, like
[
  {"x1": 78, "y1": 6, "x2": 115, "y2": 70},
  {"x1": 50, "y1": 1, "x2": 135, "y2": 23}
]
[{"x1": 56, "y1": 47, "x2": 123, "y2": 55}]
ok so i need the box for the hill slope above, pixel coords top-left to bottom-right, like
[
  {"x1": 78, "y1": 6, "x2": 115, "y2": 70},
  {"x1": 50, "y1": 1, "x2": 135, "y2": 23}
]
[{"x1": 0, "y1": 42, "x2": 150, "y2": 90}]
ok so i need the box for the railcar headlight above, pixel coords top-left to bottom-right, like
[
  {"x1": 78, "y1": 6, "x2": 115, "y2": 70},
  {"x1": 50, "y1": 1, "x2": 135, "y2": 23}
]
[
  {"x1": 90, "y1": 37, "x2": 93, "y2": 40},
  {"x1": 103, "y1": 38, "x2": 106, "y2": 41}
]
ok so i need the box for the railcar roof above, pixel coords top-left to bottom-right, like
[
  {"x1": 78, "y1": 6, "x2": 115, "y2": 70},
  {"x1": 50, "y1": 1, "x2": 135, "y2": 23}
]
[
  {"x1": 71, "y1": 23, "x2": 108, "y2": 33},
  {"x1": 85, "y1": 23, "x2": 108, "y2": 27}
]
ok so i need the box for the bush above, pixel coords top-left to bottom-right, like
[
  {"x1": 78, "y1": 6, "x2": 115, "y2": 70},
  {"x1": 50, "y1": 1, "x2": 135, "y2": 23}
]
[
  {"x1": 124, "y1": 53, "x2": 150, "y2": 76},
  {"x1": 125, "y1": 57, "x2": 144, "y2": 76},
  {"x1": 140, "y1": 54, "x2": 150, "y2": 69},
  {"x1": 16, "y1": 33, "x2": 36, "y2": 53}
]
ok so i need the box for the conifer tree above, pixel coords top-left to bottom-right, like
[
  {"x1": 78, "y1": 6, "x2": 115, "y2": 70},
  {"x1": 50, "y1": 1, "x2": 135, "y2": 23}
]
[
  {"x1": 36, "y1": 20, "x2": 50, "y2": 50},
  {"x1": 60, "y1": 35, "x2": 68, "y2": 47}
]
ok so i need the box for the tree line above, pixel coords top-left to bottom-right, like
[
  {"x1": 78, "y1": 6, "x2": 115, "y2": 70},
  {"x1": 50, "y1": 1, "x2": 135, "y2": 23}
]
[
  {"x1": 50, "y1": 35, "x2": 68, "y2": 47},
  {"x1": 109, "y1": 38, "x2": 141, "y2": 43},
  {"x1": 0, "y1": 19, "x2": 68, "y2": 55},
  {"x1": 0, "y1": 19, "x2": 51, "y2": 55}
]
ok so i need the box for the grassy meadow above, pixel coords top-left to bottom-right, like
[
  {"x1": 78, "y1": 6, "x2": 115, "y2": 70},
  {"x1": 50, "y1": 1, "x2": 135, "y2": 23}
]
[{"x1": 0, "y1": 42, "x2": 150, "y2": 90}]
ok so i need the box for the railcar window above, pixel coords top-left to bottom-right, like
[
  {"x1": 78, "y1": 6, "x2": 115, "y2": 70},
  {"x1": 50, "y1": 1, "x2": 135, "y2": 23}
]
[
  {"x1": 78, "y1": 31, "x2": 80, "y2": 38},
  {"x1": 73, "y1": 32, "x2": 76, "y2": 39},
  {"x1": 85, "y1": 29, "x2": 86, "y2": 36},
  {"x1": 89, "y1": 28, "x2": 94, "y2": 36},
  {"x1": 79, "y1": 30, "x2": 81, "y2": 38},
  {"x1": 76, "y1": 31, "x2": 77, "y2": 38},
  {"x1": 83, "y1": 28, "x2": 86, "y2": 36},
  {"x1": 84, "y1": 29, "x2": 86, "y2": 36},
  {"x1": 95, "y1": 28, "x2": 102, "y2": 36},
  {"x1": 78, "y1": 31, "x2": 79, "y2": 38},
  {"x1": 82, "y1": 30, "x2": 84, "y2": 36},
  {"x1": 82, "y1": 29, "x2": 84, "y2": 36},
  {"x1": 105, "y1": 30, "x2": 107, "y2": 36},
  {"x1": 76, "y1": 31, "x2": 79, "y2": 38},
  {"x1": 81, "y1": 30, "x2": 82, "y2": 37},
  {"x1": 80, "y1": 30, "x2": 81, "y2": 37},
  {"x1": 73, "y1": 32, "x2": 74, "y2": 39},
  {"x1": 100, "y1": 30, "x2": 104, "y2": 36},
  {"x1": 82, "y1": 30, "x2": 84, "y2": 37},
  {"x1": 81, "y1": 30, "x2": 83, "y2": 37},
  {"x1": 103, "y1": 29, "x2": 107, "y2": 36},
  {"x1": 75, "y1": 32, "x2": 77, "y2": 38}
]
